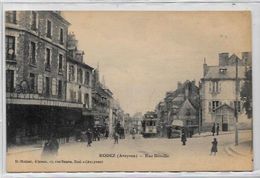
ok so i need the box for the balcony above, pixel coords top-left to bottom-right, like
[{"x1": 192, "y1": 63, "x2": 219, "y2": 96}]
[
  {"x1": 6, "y1": 54, "x2": 16, "y2": 63},
  {"x1": 6, "y1": 92, "x2": 83, "y2": 109}
]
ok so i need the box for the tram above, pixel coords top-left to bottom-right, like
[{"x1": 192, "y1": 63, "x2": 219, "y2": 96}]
[{"x1": 141, "y1": 111, "x2": 158, "y2": 138}]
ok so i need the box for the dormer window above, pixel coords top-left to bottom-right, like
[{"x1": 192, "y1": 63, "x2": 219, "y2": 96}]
[{"x1": 219, "y1": 68, "x2": 227, "y2": 74}]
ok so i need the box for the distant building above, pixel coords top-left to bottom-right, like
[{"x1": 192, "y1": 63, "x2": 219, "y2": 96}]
[
  {"x1": 92, "y1": 67, "x2": 113, "y2": 133},
  {"x1": 156, "y1": 80, "x2": 200, "y2": 137},
  {"x1": 200, "y1": 52, "x2": 252, "y2": 131}
]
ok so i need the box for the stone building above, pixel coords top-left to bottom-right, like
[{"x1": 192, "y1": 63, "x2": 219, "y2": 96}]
[
  {"x1": 92, "y1": 67, "x2": 114, "y2": 134},
  {"x1": 200, "y1": 52, "x2": 252, "y2": 131},
  {"x1": 155, "y1": 80, "x2": 200, "y2": 137},
  {"x1": 5, "y1": 11, "x2": 82, "y2": 144},
  {"x1": 66, "y1": 33, "x2": 94, "y2": 130}
]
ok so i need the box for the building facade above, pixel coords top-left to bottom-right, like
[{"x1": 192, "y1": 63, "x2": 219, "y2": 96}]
[
  {"x1": 6, "y1": 11, "x2": 85, "y2": 144},
  {"x1": 200, "y1": 52, "x2": 252, "y2": 131},
  {"x1": 155, "y1": 80, "x2": 200, "y2": 137},
  {"x1": 92, "y1": 68, "x2": 114, "y2": 134},
  {"x1": 66, "y1": 33, "x2": 94, "y2": 130}
]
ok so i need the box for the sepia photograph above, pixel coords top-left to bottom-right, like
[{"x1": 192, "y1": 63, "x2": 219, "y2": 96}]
[{"x1": 5, "y1": 10, "x2": 253, "y2": 172}]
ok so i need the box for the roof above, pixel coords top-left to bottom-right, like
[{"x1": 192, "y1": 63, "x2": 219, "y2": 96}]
[
  {"x1": 214, "y1": 103, "x2": 234, "y2": 111},
  {"x1": 67, "y1": 57, "x2": 94, "y2": 70},
  {"x1": 203, "y1": 66, "x2": 246, "y2": 80}
]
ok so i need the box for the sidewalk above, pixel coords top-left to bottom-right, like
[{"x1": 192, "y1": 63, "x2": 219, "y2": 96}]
[
  {"x1": 224, "y1": 140, "x2": 253, "y2": 157},
  {"x1": 7, "y1": 137, "x2": 77, "y2": 155},
  {"x1": 193, "y1": 129, "x2": 251, "y2": 138}
]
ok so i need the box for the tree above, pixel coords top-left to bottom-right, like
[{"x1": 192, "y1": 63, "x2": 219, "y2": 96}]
[{"x1": 240, "y1": 67, "x2": 252, "y2": 118}]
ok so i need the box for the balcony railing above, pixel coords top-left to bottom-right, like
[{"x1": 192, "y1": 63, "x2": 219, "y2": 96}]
[
  {"x1": 6, "y1": 92, "x2": 83, "y2": 108},
  {"x1": 6, "y1": 54, "x2": 16, "y2": 62}
]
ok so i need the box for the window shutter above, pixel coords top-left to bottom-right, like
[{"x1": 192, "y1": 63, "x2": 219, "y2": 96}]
[
  {"x1": 52, "y1": 78, "x2": 57, "y2": 95},
  {"x1": 209, "y1": 82, "x2": 212, "y2": 92},
  {"x1": 208, "y1": 102, "x2": 212, "y2": 112},
  {"x1": 37, "y1": 75, "x2": 43, "y2": 94}
]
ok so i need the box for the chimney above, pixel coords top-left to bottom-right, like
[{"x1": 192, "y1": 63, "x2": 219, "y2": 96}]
[
  {"x1": 203, "y1": 58, "x2": 208, "y2": 76},
  {"x1": 177, "y1": 82, "x2": 182, "y2": 89},
  {"x1": 219, "y1": 53, "x2": 229, "y2": 66},
  {"x1": 242, "y1": 52, "x2": 252, "y2": 66}
]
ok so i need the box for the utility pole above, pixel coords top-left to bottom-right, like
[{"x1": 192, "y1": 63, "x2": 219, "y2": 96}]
[{"x1": 235, "y1": 57, "x2": 239, "y2": 146}]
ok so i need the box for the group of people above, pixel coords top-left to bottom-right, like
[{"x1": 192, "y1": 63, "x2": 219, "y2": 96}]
[
  {"x1": 211, "y1": 123, "x2": 220, "y2": 136},
  {"x1": 180, "y1": 125, "x2": 218, "y2": 156}
]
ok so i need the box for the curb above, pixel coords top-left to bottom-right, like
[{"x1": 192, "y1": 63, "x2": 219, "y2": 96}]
[{"x1": 224, "y1": 141, "x2": 251, "y2": 157}]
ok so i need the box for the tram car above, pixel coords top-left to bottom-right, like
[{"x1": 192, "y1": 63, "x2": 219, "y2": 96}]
[{"x1": 141, "y1": 111, "x2": 158, "y2": 138}]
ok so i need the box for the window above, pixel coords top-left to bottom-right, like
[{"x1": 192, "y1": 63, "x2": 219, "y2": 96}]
[
  {"x1": 77, "y1": 68, "x2": 83, "y2": 84},
  {"x1": 30, "y1": 41, "x2": 36, "y2": 65},
  {"x1": 212, "y1": 101, "x2": 220, "y2": 112},
  {"x1": 6, "y1": 36, "x2": 15, "y2": 61},
  {"x1": 45, "y1": 48, "x2": 51, "y2": 70},
  {"x1": 31, "y1": 11, "x2": 37, "y2": 30},
  {"x1": 70, "y1": 89, "x2": 76, "y2": 102},
  {"x1": 29, "y1": 73, "x2": 37, "y2": 93},
  {"x1": 58, "y1": 54, "x2": 63, "y2": 72},
  {"x1": 212, "y1": 81, "x2": 218, "y2": 93},
  {"x1": 6, "y1": 70, "x2": 14, "y2": 92},
  {"x1": 59, "y1": 28, "x2": 64, "y2": 44},
  {"x1": 58, "y1": 80, "x2": 62, "y2": 98},
  {"x1": 45, "y1": 77, "x2": 50, "y2": 96},
  {"x1": 46, "y1": 20, "x2": 52, "y2": 38},
  {"x1": 208, "y1": 102, "x2": 212, "y2": 112},
  {"x1": 210, "y1": 81, "x2": 221, "y2": 93},
  {"x1": 84, "y1": 93, "x2": 89, "y2": 107},
  {"x1": 234, "y1": 101, "x2": 241, "y2": 113},
  {"x1": 69, "y1": 65, "x2": 75, "y2": 81},
  {"x1": 68, "y1": 50, "x2": 74, "y2": 58},
  {"x1": 78, "y1": 91, "x2": 82, "y2": 103},
  {"x1": 85, "y1": 71, "x2": 90, "y2": 85},
  {"x1": 6, "y1": 11, "x2": 16, "y2": 24}
]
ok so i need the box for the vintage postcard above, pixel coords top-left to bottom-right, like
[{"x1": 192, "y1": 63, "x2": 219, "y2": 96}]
[{"x1": 5, "y1": 11, "x2": 253, "y2": 172}]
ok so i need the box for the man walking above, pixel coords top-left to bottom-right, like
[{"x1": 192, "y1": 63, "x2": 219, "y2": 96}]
[
  {"x1": 181, "y1": 129, "x2": 187, "y2": 145},
  {"x1": 216, "y1": 123, "x2": 220, "y2": 136},
  {"x1": 86, "y1": 129, "x2": 92, "y2": 147},
  {"x1": 211, "y1": 123, "x2": 215, "y2": 136}
]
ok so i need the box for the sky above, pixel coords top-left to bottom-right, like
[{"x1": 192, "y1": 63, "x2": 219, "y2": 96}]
[{"x1": 62, "y1": 11, "x2": 251, "y2": 115}]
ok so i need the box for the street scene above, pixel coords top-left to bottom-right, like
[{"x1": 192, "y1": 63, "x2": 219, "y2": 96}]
[{"x1": 5, "y1": 11, "x2": 252, "y2": 172}]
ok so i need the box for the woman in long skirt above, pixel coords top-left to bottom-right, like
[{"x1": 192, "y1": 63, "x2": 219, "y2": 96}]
[{"x1": 210, "y1": 138, "x2": 218, "y2": 155}]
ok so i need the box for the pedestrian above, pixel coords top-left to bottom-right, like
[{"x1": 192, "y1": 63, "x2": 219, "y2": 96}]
[
  {"x1": 50, "y1": 137, "x2": 59, "y2": 155},
  {"x1": 216, "y1": 123, "x2": 220, "y2": 136},
  {"x1": 130, "y1": 128, "x2": 136, "y2": 139},
  {"x1": 181, "y1": 132, "x2": 187, "y2": 145},
  {"x1": 114, "y1": 132, "x2": 119, "y2": 144},
  {"x1": 167, "y1": 127, "x2": 172, "y2": 139},
  {"x1": 93, "y1": 128, "x2": 97, "y2": 141},
  {"x1": 211, "y1": 123, "x2": 215, "y2": 136},
  {"x1": 96, "y1": 128, "x2": 100, "y2": 141},
  {"x1": 86, "y1": 129, "x2": 92, "y2": 147},
  {"x1": 105, "y1": 129, "x2": 109, "y2": 139},
  {"x1": 210, "y1": 138, "x2": 218, "y2": 155}
]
